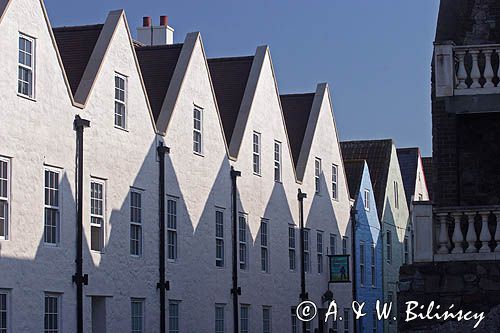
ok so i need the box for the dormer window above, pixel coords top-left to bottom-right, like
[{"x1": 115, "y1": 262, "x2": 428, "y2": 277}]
[
  {"x1": 18, "y1": 34, "x2": 35, "y2": 98},
  {"x1": 114, "y1": 73, "x2": 127, "y2": 129}
]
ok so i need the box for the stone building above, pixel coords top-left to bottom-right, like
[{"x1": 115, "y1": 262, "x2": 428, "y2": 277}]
[
  {"x1": 0, "y1": 0, "x2": 353, "y2": 332},
  {"x1": 341, "y1": 139, "x2": 411, "y2": 333},
  {"x1": 400, "y1": 0, "x2": 500, "y2": 331}
]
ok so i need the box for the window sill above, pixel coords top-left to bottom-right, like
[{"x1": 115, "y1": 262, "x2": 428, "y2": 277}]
[
  {"x1": 130, "y1": 254, "x2": 143, "y2": 259},
  {"x1": 17, "y1": 93, "x2": 36, "y2": 102},
  {"x1": 43, "y1": 242, "x2": 60, "y2": 248},
  {"x1": 253, "y1": 172, "x2": 262, "y2": 177},
  {"x1": 114, "y1": 125, "x2": 129, "y2": 132},
  {"x1": 193, "y1": 151, "x2": 204, "y2": 157}
]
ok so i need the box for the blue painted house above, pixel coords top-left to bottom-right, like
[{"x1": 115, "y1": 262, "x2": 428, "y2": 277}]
[{"x1": 344, "y1": 160, "x2": 383, "y2": 333}]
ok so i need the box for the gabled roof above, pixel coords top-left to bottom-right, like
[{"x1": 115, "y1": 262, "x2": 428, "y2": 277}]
[
  {"x1": 340, "y1": 139, "x2": 393, "y2": 220},
  {"x1": 436, "y1": 0, "x2": 500, "y2": 45},
  {"x1": 135, "y1": 43, "x2": 183, "y2": 121},
  {"x1": 422, "y1": 157, "x2": 433, "y2": 200},
  {"x1": 207, "y1": 56, "x2": 254, "y2": 144},
  {"x1": 343, "y1": 159, "x2": 366, "y2": 201},
  {"x1": 396, "y1": 147, "x2": 420, "y2": 207},
  {"x1": 280, "y1": 93, "x2": 315, "y2": 168},
  {"x1": 53, "y1": 24, "x2": 103, "y2": 95}
]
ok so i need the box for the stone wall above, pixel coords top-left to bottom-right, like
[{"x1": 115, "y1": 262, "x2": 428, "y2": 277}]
[{"x1": 398, "y1": 261, "x2": 500, "y2": 331}]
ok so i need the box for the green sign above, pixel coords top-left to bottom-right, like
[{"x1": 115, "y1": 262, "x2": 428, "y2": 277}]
[{"x1": 329, "y1": 255, "x2": 350, "y2": 283}]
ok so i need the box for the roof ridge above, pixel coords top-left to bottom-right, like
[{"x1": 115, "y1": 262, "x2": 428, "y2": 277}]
[
  {"x1": 135, "y1": 43, "x2": 184, "y2": 50},
  {"x1": 53, "y1": 24, "x2": 104, "y2": 31},
  {"x1": 280, "y1": 92, "x2": 315, "y2": 98},
  {"x1": 208, "y1": 56, "x2": 254, "y2": 62}
]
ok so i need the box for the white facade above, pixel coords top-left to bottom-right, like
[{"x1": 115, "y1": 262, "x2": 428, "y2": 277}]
[{"x1": 0, "y1": 0, "x2": 353, "y2": 332}]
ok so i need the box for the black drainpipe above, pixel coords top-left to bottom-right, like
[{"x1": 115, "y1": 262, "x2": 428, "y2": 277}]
[
  {"x1": 350, "y1": 206, "x2": 357, "y2": 333},
  {"x1": 157, "y1": 143, "x2": 170, "y2": 333},
  {"x1": 72, "y1": 115, "x2": 90, "y2": 333},
  {"x1": 230, "y1": 166, "x2": 241, "y2": 333},
  {"x1": 298, "y1": 189, "x2": 308, "y2": 333}
]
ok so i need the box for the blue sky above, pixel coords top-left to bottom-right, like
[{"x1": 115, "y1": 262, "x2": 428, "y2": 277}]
[{"x1": 45, "y1": 0, "x2": 439, "y2": 156}]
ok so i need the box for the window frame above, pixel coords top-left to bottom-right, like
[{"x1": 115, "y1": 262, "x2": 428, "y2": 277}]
[
  {"x1": 263, "y1": 306, "x2": 272, "y2": 333},
  {"x1": 394, "y1": 181, "x2": 399, "y2": 209},
  {"x1": 44, "y1": 293, "x2": 61, "y2": 333},
  {"x1": 317, "y1": 231, "x2": 323, "y2": 274},
  {"x1": 252, "y1": 132, "x2": 261, "y2": 175},
  {"x1": 90, "y1": 179, "x2": 106, "y2": 253},
  {"x1": 0, "y1": 157, "x2": 11, "y2": 241},
  {"x1": 168, "y1": 300, "x2": 180, "y2": 333},
  {"x1": 18, "y1": 33, "x2": 35, "y2": 99},
  {"x1": 360, "y1": 241, "x2": 365, "y2": 286},
  {"x1": 329, "y1": 233, "x2": 337, "y2": 255},
  {"x1": 0, "y1": 290, "x2": 9, "y2": 333},
  {"x1": 386, "y1": 230, "x2": 392, "y2": 264},
  {"x1": 274, "y1": 141, "x2": 281, "y2": 182},
  {"x1": 130, "y1": 190, "x2": 143, "y2": 257},
  {"x1": 314, "y1": 158, "x2": 321, "y2": 194},
  {"x1": 43, "y1": 167, "x2": 61, "y2": 246},
  {"x1": 215, "y1": 209, "x2": 224, "y2": 267},
  {"x1": 404, "y1": 236, "x2": 409, "y2": 264},
  {"x1": 371, "y1": 243, "x2": 376, "y2": 287},
  {"x1": 342, "y1": 236, "x2": 348, "y2": 255},
  {"x1": 238, "y1": 213, "x2": 248, "y2": 270},
  {"x1": 114, "y1": 73, "x2": 127, "y2": 130},
  {"x1": 343, "y1": 308, "x2": 350, "y2": 333},
  {"x1": 364, "y1": 189, "x2": 370, "y2": 211},
  {"x1": 193, "y1": 106, "x2": 203, "y2": 155},
  {"x1": 260, "y1": 218, "x2": 269, "y2": 273},
  {"x1": 131, "y1": 298, "x2": 145, "y2": 333},
  {"x1": 332, "y1": 164, "x2": 338, "y2": 200},
  {"x1": 303, "y1": 229, "x2": 310, "y2": 273},
  {"x1": 215, "y1": 303, "x2": 225, "y2": 333},
  {"x1": 240, "y1": 304, "x2": 250, "y2": 333},
  {"x1": 288, "y1": 225, "x2": 296, "y2": 271},
  {"x1": 167, "y1": 197, "x2": 178, "y2": 261}
]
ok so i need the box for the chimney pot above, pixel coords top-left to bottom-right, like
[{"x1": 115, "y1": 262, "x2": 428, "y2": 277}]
[
  {"x1": 143, "y1": 16, "x2": 151, "y2": 27},
  {"x1": 160, "y1": 15, "x2": 168, "y2": 27}
]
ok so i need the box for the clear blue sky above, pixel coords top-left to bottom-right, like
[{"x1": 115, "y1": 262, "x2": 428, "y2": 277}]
[{"x1": 45, "y1": 0, "x2": 439, "y2": 156}]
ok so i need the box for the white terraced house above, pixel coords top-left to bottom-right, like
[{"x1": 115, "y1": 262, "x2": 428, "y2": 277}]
[{"x1": 0, "y1": 0, "x2": 353, "y2": 332}]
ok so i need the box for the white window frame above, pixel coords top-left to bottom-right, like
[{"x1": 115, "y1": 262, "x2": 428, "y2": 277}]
[
  {"x1": 239, "y1": 213, "x2": 248, "y2": 270},
  {"x1": 317, "y1": 231, "x2": 323, "y2": 274},
  {"x1": 274, "y1": 141, "x2": 281, "y2": 182},
  {"x1": 215, "y1": 304, "x2": 225, "y2": 333},
  {"x1": 0, "y1": 290, "x2": 9, "y2": 333},
  {"x1": 44, "y1": 168, "x2": 61, "y2": 246},
  {"x1": 240, "y1": 304, "x2": 250, "y2": 333},
  {"x1": 342, "y1": 236, "x2": 348, "y2": 255},
  {"x1": 386, "y1": 230, "x2": 392, "y2": 264},
  {"x1": 263, "y1": 306, "x2": 272, "y2": 333},
  {"x1": 131, "y1": 298, "x2": 144, "y2": 333},
  {"x1": 215, "y1": 209, "x2": 224, "y2": 267},
  {"x1": 329, "y1": 233, "x2": 337, "y2": 255},
  {"x1": 303, "y1": 229, "x2": 310, "y2": 273},
  {"x1": 130, "y1": 190, "x2": 143, "y2": 257},
  {"x1": 253, "y1": 132, "x2": 261, "y2": 175},
  {"x1": 0, "y1": 158, "x2": 11, "y2": 241},
  {"x1": 288, "y1": 225, "x2": 296, "y2": 271},
  {"x1": 364, "y1": 189, "x2": 370, "y2": 211},
  {"x1": 167, "y1": 197, "x2": 178, "y2": 261},
  {"x1": 332, "y1": 164, "x2": 338, "y2": 200},
  {"x1": 18, "y1": 33, "x2": 35, "y2": 99},
  {"x1": 394, "y1": 181, "x2": 399, "y2": 209},
  {"x1": 404, "y1": 236, "x2": 409, "y2": 264},
  {"x1": 168, "y1": 300, "x2": 180, "y2": 333},
  {"x1": 44, "y1": 293, "x2": 61, "y2": 333},
  {"x1": 360, "y1": 241, "x2": 365, "y2": 286},
  {"x1": 193, "y1": 107, "x2": 203, "y2": 155},
  {"x1": 114, "y1": 73, "x2": 127, "y2": 129},
  {"x1": 90, "y1": 180, "x2": 105, "y2": 253},
  {"x1": 314, "y1": 158, "x2": 321, "y2": 194},
  {"x1": 371, "y1": 244, "x2": 376, "y2": 287},
  {"x1": 260, "y1": 219, "x2": 269, "y2": 273}
]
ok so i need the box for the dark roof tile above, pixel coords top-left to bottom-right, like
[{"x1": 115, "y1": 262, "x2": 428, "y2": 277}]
[
  {"x1": 53, "y1": 24, "x2": 103, "y2": 95},
  {"x1": 397, "y1": 148, "x2": 420, "y2": 207},
  {"x1": 207, "y1": 56, "x2": 254, "y2": 143},
  {"x1": 280, "y1": 93, "x2": 315, "y2": 167},
  {"x1": 422, "y1": 157, "x2": 433, "y2": 200},
  {"x1": 135, "y1": 44, "x2": 184, "y2": 121},
  {"x1": 343, "y1": 159, "x2": 366, "y2": 201}
]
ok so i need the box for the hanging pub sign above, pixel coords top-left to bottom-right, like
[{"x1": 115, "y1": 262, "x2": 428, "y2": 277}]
[{"x1": 328, "y1": 254, "x2": 350, "y2": 283}]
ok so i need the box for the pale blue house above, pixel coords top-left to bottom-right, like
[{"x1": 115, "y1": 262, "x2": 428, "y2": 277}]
[{"x1": 344, "y1": 160, "x2": 383, "y2": 333}]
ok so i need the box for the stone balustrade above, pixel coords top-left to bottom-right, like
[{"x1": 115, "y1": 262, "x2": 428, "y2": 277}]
[
  {"x1": 412, "y1": 202, "x2": 500, "y2": 262},
  {"x1": 434, "y1": 42, "x2": 500, "y2": 97}
]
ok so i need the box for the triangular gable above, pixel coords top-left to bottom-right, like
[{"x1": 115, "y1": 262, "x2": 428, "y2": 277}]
[
  {"x1": 0, "y1": 0, "x2": 77, "y2": 106},
  {"x1": 396, "y1": 147, "x2": 420, "y2": 207},
  {"x1": 343, "y1": 159, "x2": 366, "y2": 201},
  {"x1": 340, "y1": 139, "x2": 393, "y2": 220}
]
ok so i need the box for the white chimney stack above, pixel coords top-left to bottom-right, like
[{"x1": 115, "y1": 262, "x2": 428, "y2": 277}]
[{"x1": 137, "y1": 16, "x2": 174, "y2": 46}]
